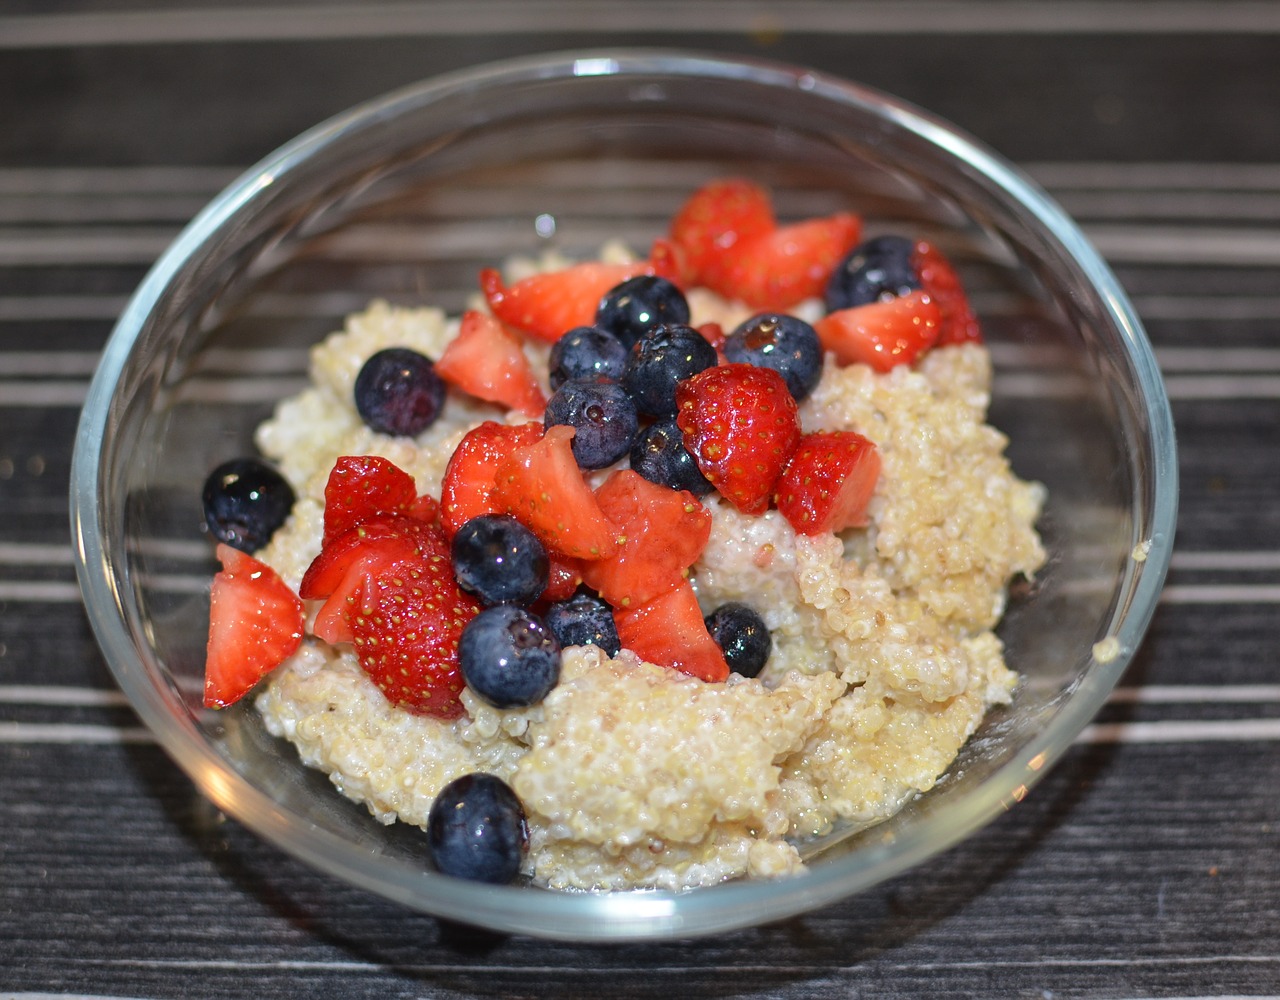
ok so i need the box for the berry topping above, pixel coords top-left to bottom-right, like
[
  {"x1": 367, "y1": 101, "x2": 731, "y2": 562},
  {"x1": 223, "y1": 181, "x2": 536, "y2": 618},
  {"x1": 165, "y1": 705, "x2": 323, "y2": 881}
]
[
  {"x1": 480, "y1": 261, "x2": 654, "y2": 343},
  {"x1": 595, "y1": 275, "x2": 691, "y2": 348},
  {"x1": 912, "y1": 240, "x2": 983, "y2": 345},
  {"x1": 427, "y1": 773, "x2": 528, "y2": 884},
  {"x1": 540, "y1": 554, "x2": 585, "y2": 604},
  {"x1": 814, "y1": 289, "x2": 942, "y2": 372},
  {"x1": 543, "y1": 378, "x2": 639, "y2": 470},
  {"x1": 548, "y1": 325, "x2": 629, "y2": 390},
  {"x1": 704, "y1": 602, "x2": 772, "y2": 678},
  {"x1": 675, "y1": 363, "x2": 802, "y2": 515},
  {"x1": 204, "y1": 544, "x2": 304, "y2": 708},
  {"x1": 320, "y1": 454, "x2": 420, "y2": 546},
  {"x1": 629, "y1": 416, "x2": 714, "y2": 495},
  {"x1": 667, "y1": 177, "x2": 776, "y2": 283},
  {"x1": 458, "y1": 603, "x2": 562, "y2": 709},
  {"x1": 581, "y1": 469, "x2": 712, "y2": 609},
  {"x1": 354, "y1": 347, "x2": 446, "y2": 437},
  {"x1": 544, "y1": 589, "x2": 621, "y2": 656},
  {"x1": 202, "y1": 457, "x2": 295, "y2": 553},
  {"x1": 613, "y1": 580, "x2": 729, "y2": 683},
  {"x1": 621, "y1": 323, "x2": 718, "y2": 418},
  {"x1": 775, "y1": 430, "x2": 882, "y2": 536},
  {"x1": 723, "y1": 312, "x2": 824, "y2": 402},
  {"x1": 439, "y1": 421, "x2": 545, "y2": 539},
  {"x1": 451, "y1": 513, "x2": 549, "y2": 607},
  {"x1": 434, "y1": 309, "x2": 548, "y2": 417},
  {"x1": 493, "y1": 424, "x2": 619, "y2": 560},
  {"x1": 823, "y1": 234, "x2": 920, "y2": 312}
]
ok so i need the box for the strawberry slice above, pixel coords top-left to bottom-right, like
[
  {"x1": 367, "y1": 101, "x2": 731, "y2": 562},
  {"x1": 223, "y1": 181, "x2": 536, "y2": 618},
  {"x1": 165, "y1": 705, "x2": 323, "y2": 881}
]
[
  {"x1": 204, "y1": 544, "x2": 304, "y2": 708},
  {"x1": 321, "y1": 454, "x2": 420, "y2": 545},
  {"x1": 479, "y1": 260, "x2": 655, "y2": 343},
  {"x1": 701, "y1": 213, "x2": 862, "y2": 311},
  {"x1": 493, "y1": 424, "x2": 619, "y2": 560},
  {"x1": 435, "y1": 309, "x2": 548, "y2": 416},
  {"x1": 300, "y1": 514, "x2": 446, "y2": 601},
  {"x1": 675, "y1": 363, "x2": 801, "y2": 515},
  {"x1": 911, "y1": 240, "x2": 982, "y2": 345},
  {"x1": 815, "y1": 289, "x2": 942, "y2": 372},
  {"x1": 581, "y1": 469, "x2": 712, "y2": 609},
  {"x1": 613, "y1": 580, "x2": 729, "y2": 683},
  {"x1": 776, "y1": 430, "x2": 882, "y2": 536},
  {"x1": 540, "y1": 553, "x2": 584, "y2": 605},
  {"x1": 668, "y1": 177, "x2": 776, "y2": 284},
  {"x1": 439, "y1": 420, "x2": 545, "y2": 539}
]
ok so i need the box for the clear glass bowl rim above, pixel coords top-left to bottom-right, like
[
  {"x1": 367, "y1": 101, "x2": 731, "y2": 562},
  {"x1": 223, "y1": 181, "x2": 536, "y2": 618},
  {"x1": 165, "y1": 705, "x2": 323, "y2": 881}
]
[{"x1": 70, "y1": 48, "x2": 1178, "y2": 941}]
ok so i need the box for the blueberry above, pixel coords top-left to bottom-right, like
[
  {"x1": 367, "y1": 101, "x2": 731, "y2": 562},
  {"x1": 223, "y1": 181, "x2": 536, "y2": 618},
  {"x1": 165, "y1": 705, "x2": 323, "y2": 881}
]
[
  {"x1": 353, "y1": 347, "x2": 445, "y2": 437},
  {"x1": 544, "y1": 378, "x2": 638, "y2": 470},
  {"x1": 596, "y1": 275, "x2": 691, "y2": 349},
  {"x1": 621, "y1": 323, "x2": 718, "y2": 418},
  {"x1": 451, "y1": 514, "x2": 549, "y2": 607},
  {"x1": 426, "y1": 773, "x2": 528, "y2": 884},
  {"x1": 548, "y1": 325, "x2": 629, "y2": 391},
  {"x1": 201, "y1": 458, "x2": 295, "y2": 552},
  {"x1": 544, "y1": 589, "x2": 621, "y2": 657},
  {"x1": 459, "y1": 604, "x2": 561, "y2": 709},
  {"x1": 629, "y1": 417, "x2": 714, "y2": 496},
  {"x1": 704, "y1": 602, "x2": 772, "y2": 678},
  {"x1": 824, "y1": 235, "x2": 920, "y2": 313},
  {"x1": 723, "y1": 313, "x2": 824, "y2": 402}
]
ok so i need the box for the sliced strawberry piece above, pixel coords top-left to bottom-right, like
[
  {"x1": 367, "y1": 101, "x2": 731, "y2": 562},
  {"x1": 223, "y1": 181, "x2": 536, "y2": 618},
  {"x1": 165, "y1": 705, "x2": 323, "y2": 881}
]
[
  {"x1": 480, "y1": 261, "x2": 655, "y2": 343},
  {"x1": 697, "y1": 321, "x2": 727, "y2": 353},
  {"x1": 815, "y1": 289, "x2": 942, "y2": 372},
  {"x1": 493, "y1": 424, "x2": 619, "y2": 560},
  {"x1": 321, "y1": 454, "x2": 420, "y2": 546},
  {"x1": 581, "y1": 469, "x2": 712, "y2": 609},
  {"x1": 911, "y1": 240, "x2": 982, "y2": 345},
  {"x1": 204, "y1": 544, "x2": 304, "y2": 708},
  {"x1": 775, "y1": 430, "x2": 882, "y2": 536},
  {"x1": 435, "y1": 309, "x2": 548, "y2": 416},
  {"x1": 300, "y1": 515, "x2": 445, "y2": 601},
  {"x1": 613, "y1": 580, "x2": 729, "y2": 683},
  {"x1": 668, "y1": 178, "x2": 776, "y2": 283},
  {"x1": 701, "y1": 213, "x2": 862, "y2": 311},
  {"x1": 540, "y1": 553, "x2": 584, "y2": 605},
  {"x1": 439, "y1": 420, "x2": 544, "y2": 539},
  {"x1": 675, "y1": 363, "x2": 801, "y2": 515}
]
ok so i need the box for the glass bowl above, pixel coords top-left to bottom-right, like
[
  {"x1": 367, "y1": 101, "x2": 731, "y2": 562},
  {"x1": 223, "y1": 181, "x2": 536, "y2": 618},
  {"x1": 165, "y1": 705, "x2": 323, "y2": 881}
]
[{"x1": 70, "y1": 50, "x2": 1177, "y2": 941}]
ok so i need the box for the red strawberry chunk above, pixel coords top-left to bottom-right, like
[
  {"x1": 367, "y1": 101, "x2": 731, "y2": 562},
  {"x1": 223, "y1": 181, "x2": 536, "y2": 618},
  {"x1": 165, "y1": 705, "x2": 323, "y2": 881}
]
[
  {"x1": 321, "y1": 454, "x2": 420, "y2": 546},
  {"x1": 701, "y1": 213, "x2": 862, "y2": 311},
  {"x1": 204, "y1": 544, "x2": 304, "y2": 708},
  {"x1": 911, "y1": 240, "x2": 983, "y2": 345},
  {"x1": 435, "y1": 309, "x2": 548, "y2": 416},
  {"x1": 480, "y1": 261, "x2": 656, "y2": 343},
  {"x1": 613, "y1": 580, "x2": 729, "y2": 683},
  {"x1": 300, "y1": 514, "x2": 446, "y2": 602},
  {"x1": 493, "y1": 424, "x2": 619, "y2": 560},
  {"x1": 675, "y1": 363, "x2": 801, "y2": 515},
  {"x1": 776, "y1": 430, "x2": 882, "y2": 536},
  {"x1": 815, "y1": 289, "x2": 942, "y2": 372},
  {"x1": 668, "y1": 177, "x2": 776, "y2": 284},
  {"x1": 539, "y1": 553, "x2": 584, "y2": 605},
  {"x1": 581, "y1": 469, "x2": 712, "y2": 609},
  {"x1": 439, "y1": 420, "x2": 544, "y2": 539}
]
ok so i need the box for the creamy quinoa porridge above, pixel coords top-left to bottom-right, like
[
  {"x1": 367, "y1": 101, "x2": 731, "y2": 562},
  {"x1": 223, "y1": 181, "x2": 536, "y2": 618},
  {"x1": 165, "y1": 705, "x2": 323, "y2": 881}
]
[{"x1": 203, "y1": 183, "x2": 1046, "y2": 891}]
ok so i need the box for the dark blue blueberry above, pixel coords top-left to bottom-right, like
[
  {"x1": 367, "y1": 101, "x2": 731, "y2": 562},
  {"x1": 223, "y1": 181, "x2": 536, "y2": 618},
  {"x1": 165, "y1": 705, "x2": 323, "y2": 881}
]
[
  {"x1": 621, "y1": 323, "x2": 718, "y2": 418},
  {"x1": 451, "y1": 514, "x2": 549, "y2": 607},
  {"x1": 548, "y1": 325, "x2": 629, "y2": 390},
  {"x1": 629, "y1": 416, "x2": 714, "y2": 496},
  {"x1": 544, "y1": 378, "x2": 639, "y2": 470},
  {"x1": 459, "y1": 604, "x2": 561, "y2": 709},
  {"x1": 426, "y1": 773, "x2": 528, "y2": 884},
  {"x1": 353, "y1": 347, "x2": 445, "y2": 437},
  {"x1": 723, "y1": 313, "x2": 824, "y2": 402},
  {"x1": 596, "y1": 275, "x2": 691, "y2": 349},
  {"x1": 824, "y1": 235, "x2": 920, "y2": 313},
  {"x1": 544, "y1": 589, "x2": 621, "y2": 657},
  {"x1": 201, "y1": 458, "x2": 295, "y2": 552},
  {"x1": 704, "y1": 602, "x2": 772, "y2": 678}
]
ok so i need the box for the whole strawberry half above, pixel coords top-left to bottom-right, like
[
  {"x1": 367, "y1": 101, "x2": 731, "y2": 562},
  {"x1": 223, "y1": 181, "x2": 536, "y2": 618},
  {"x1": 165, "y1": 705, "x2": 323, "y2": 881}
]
[
  {"x1": 321, "y1": 454, "x2": 422, "y2": 546},
  {"x1": 204, "y1": 544, "x2": 304, "y2": 708},
  {"x1": 675, "y1": 363, "x2": 801, "y2": 515},
  {"x1": 775, "y1": 430, "x2": 882, "y2": 536}
]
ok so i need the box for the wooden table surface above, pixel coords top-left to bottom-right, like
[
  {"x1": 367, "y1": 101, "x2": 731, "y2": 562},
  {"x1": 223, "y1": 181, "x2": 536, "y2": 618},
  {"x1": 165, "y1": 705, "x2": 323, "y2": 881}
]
[{"x1": 3, "y1": 3, "x2": 1280, "y2": 997}]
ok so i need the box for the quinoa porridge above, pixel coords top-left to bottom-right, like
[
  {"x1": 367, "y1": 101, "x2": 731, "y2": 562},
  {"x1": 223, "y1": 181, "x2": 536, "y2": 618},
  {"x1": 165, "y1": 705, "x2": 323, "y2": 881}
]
[{"x1": 203, "y1": 181, "x2": 1046, "y2": 891}]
